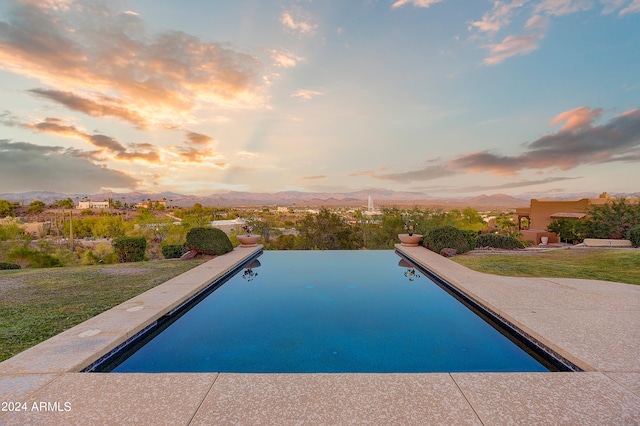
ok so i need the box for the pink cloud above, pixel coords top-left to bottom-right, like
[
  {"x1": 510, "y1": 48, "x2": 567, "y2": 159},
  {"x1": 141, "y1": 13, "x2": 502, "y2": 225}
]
[
  {"x1": 0, "y1": 1, "x2": 265, "y2": 124},
  {"x1": 469, "y1": 0, "x2": 529, "y2": 33},
  {"x1": 549, "y1": 106, "x2": 604, "y2": 131},
  {"x1": 483, "y1": 32, "x2": 545, "y2": 65},
  {"x1": 391, "y1": 0, "x2": 444, "y2": 9}
]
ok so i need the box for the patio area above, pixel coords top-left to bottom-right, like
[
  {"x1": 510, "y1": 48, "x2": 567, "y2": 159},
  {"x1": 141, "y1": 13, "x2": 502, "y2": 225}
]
[{"x1": 1, "y1": 245, "x2": 639, "y2": 425}]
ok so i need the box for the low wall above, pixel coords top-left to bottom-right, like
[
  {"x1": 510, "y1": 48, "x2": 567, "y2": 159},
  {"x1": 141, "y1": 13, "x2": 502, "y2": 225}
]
[
  {"x1": 519, "y1": 230, "x2": 558, "y2": 245},
  {"x1": 583, "y1": 238, "x2": 632, "y2": 247}
]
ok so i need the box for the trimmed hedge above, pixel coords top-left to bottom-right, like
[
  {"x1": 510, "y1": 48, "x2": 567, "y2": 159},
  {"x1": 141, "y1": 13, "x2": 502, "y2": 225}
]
[
  {"x1": 185, "y1": 227, "x2": 233, "y2": 256},
  {"x1": 0, "y1": 262, "x2": 20, "y2": 270},
  {"x1": 162, "y1": 244, "x2": 187, "y2": 259},
  {"x1": 424, "y1": 226, "x2": 471, "y2": 254},
  {"x1": 476, "y1": 233, "x2": 525, "y2": 249},
  {"x1": 628, "y1": 225, "x2": 640, "y2": 248},
  {"x1": 112, "y1": 236, "x2": 147, "y2": 263}
]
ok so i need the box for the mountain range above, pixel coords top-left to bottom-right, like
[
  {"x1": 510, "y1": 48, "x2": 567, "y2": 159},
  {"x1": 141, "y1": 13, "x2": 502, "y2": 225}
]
[{"x1": 1, "y1": 189, "x2": 638, "y2": 210}]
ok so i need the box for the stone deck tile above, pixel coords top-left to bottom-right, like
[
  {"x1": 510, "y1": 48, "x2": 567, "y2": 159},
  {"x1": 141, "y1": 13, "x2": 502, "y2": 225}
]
[
  {"x1": 0, "y1": 373, "x2": 218, "y2": 426},
  {"x1": 451, "y1": 372, "x2": 640, "y2": 426},
  {"x1": 396, "y1": 245, "x2": 640, "y2": 373},
  {"x1": 0, "y1": 374, "x2": 60, "y2": 423},
  {"x1": 191, "y1": 373, "x2": 482, "y2": 426},
  {"x1": 605, "y1": 373, "x2": 640, "y2": 396},
  {"x1": 500, "y1": 308, "x2": 640, "y2": 372}
]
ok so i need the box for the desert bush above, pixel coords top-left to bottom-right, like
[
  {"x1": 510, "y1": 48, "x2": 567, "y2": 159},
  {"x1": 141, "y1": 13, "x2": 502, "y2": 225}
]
[
  {"x1": 161, "y1": 244, "x2": 186, "y2": 259},
  {"x1": 185, "y1": 227, "x2": 233, "y2": 256},
  {"x1": 424, "y1": 226, "x2": 471, "y2": 254},
  {"x1": 112, "y1": 236, "x2": 147, "y2": 263},
  {"x1": 82, "y1": 243, "x2": 118, "y2": 265},
  {"x1": 7, "y1": 247, "x2": 62, "y2": 268},
  {"x1": 475, "y1": 233, "x2": 524, "y2": 249},
  {"x1": 0, "y1": 262, "x2": 20, "y2": 270},
  {"x1": 628, "y1": 226, "x2": 640, "y2": 248}
]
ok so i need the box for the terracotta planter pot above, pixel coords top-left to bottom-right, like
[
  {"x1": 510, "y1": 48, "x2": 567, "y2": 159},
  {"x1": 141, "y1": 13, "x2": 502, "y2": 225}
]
[
  {"x1": 237, "y1": 235, "x2": 260, "y2": 247},
  {"x1": 398, "y1": 233, "x2": 423, "y2": 247}
]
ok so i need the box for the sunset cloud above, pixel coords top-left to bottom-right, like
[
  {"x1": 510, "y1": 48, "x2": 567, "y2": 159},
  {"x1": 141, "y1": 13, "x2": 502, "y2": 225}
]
[
  {"x1": 473, "y1": 0, "x2": 637, "y2": 65},
  {"x1": 367, "y1": 107, "x2": 640, "y2": 182},
  {"x1": 483, "y1": 30, "x2": 546, "y2": 65},
  {"x1": 26, "y1": 118, "x2": 160, "y2": 163},
  {"x1": 185, "y1": 131, "x2": 214, "y2": 146},
  {"x1": 534, "y1": 0, "x2": 594, "y2": 16},
  {"x1": 469, "y1": 0, "x2": 528, "y2": 33},
  {"x1": 549, "y1": 106, "x2": 604, "y2": 131},
  {"x1": 619, "y1": 0, "x2": 640, "y2": 14},
  {"x1": 169, "y1": 130, "x2": 224, "y2": 164},
  {"x1": 280, "y1": 12, "x2": 317, "y2": 36},
  {"x1": 269, "y1": 49, "x2": 304, "y2": 68},
  {"x1": 29, "y1": 89, "x2": 149, "y2": 129},
  {"x1": 0, "y1": 0, "x2": 265, "y2": 125},
  {"x1": 0, "y1": 139, "x2": 139, "y2": 193},
  {"x1": 391, "y1": 0, "x2": 444, "y2": 9},
  {"x1": 291, "y1": 89, "x2": 324, "y2": 100}
]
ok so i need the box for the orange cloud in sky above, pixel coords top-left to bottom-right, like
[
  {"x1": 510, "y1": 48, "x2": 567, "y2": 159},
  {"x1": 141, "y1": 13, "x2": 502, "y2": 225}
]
[
  {"x1": 366, "y1": 107, "x2": 640, "y2": 181},
  {"x1": 29, "y1": 89, "x2": 150, "y2": 129},
  {"x1": 26, "y1": 118, "x2": 160, "y2": 163},
  {"x1": 0, "y1": 1, "x2": 266, "y2": 127},
  {"x1": 550, "y1": 106, "x2": 604, "y2": 131},
  {"x1": 391, "y1": 0, "x2": 443, "y2": 9}
]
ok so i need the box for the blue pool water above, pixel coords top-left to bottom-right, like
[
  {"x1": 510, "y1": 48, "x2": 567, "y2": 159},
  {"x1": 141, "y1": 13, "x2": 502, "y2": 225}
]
[{"x1": 110, "y1": 250, "x2": 550, "y2": 373}]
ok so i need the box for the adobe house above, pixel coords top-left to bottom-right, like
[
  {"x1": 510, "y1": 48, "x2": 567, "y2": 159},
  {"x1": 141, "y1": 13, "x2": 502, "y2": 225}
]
[{"x1": 515, "y1": 193, "x2": 613, "y2": 245}]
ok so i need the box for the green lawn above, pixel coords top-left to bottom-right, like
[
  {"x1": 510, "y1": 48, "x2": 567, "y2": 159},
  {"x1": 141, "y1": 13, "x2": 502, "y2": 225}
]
[
  {"x1": 0, "y1": 259, "x2": 205, "y2": 362},
  {"x1": 452, "y1": 248, "x2": 640, "y2": 285}
]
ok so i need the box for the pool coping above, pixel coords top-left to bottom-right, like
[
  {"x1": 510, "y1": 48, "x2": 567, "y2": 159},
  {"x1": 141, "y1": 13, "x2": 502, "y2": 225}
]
[{"x1": 1, "y1": 246, "x2": 639, "y2": 425}]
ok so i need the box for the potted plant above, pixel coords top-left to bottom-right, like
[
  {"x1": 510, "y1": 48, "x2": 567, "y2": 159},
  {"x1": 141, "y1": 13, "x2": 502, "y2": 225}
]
[
  {"x1": 237, "y1": 224, "x2": 261, "y2": 247},
  {"x1": 398, "y1": 222, "x2": 423, "y2": 247}
]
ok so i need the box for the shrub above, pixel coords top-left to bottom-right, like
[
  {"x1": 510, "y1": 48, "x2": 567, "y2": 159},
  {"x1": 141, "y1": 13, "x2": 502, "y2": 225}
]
[
  {"x1": 628, "y1": 225, "x2": 640, "y2": 248},
  {"x1": 82, "y1": 243, "x2": 118, "y2": 265},
  {"x1": 185, "y1": 227, "x2": 233, "y2": 256},
  {"x1": 112, "y1": 236, "x2": 147, "y2": 263},
  {"x1": 461, "y1": 229, "x2": 478, "y2": 251},
  {"x1": 7, "y1": 247, "x2": 63, "y2": 268},
  {"x1": 0, "y1": 262, "x2": 20, "y2": 270},
  {"x1": 424, "y1": 226, "x2": 471, "y2": 254},
  {"x1": 162, "y1": 244, "x2": 187, "y2": 259},
  {"x1": 476, "y1": 233, "x2": 525, "y2": 249}
]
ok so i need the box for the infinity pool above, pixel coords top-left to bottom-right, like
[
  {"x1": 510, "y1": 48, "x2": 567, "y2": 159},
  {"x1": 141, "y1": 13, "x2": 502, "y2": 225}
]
[{"x1": 108, "y1": 250, "x2": 552, "y2": 373}]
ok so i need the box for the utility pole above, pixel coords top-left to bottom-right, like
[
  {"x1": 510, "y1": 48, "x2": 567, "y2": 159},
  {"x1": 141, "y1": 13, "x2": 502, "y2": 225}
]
[{"x1": 69, "y1": 208, "x2": 74, "y2": 252}]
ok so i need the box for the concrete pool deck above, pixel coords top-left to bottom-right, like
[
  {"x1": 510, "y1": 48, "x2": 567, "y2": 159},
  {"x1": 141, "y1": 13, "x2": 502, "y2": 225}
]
[{"x1": 1, "y1": 245, "x2": 639, "y2": 425}]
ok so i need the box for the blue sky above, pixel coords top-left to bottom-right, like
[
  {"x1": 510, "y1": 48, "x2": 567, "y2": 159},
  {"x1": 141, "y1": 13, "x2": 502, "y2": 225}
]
[{"x1": 1, "y1": 0, "x2": 639, "y2": 197}]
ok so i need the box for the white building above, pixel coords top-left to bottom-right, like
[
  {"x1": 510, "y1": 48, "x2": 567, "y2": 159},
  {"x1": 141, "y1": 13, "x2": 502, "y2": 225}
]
[
  {"x1": 209, "y1": 218, "x2": 246, "y2": 235},
  {"x1": 77, "y1": 201, "x2": 110, "y2": 209}
]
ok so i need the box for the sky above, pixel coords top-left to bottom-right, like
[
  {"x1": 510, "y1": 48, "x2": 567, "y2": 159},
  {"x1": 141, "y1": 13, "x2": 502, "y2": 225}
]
[{"x1": 1, "y1": 0, "x2": 639, "y2": 198}]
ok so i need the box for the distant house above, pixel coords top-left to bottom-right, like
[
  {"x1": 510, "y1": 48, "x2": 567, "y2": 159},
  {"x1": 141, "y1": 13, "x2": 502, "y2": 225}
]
[
  {"x1": 77, "y1": 201, "x2": 109, "y2": 209},
  {"x1": 135, "y1": 200, "x2": 167, "y2": 209},
  {"x1": 515, "y1": 192, "x2": 621, "y2": 244}
]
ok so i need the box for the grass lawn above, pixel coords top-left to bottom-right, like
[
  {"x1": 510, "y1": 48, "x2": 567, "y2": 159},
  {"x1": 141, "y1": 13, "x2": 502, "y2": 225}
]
[
  {"x1": 0, "y1": 259, "x2": 206, "y2": 362},
  {"x1": 452, "y1": 248, "x2": 640, "y2": 285}
]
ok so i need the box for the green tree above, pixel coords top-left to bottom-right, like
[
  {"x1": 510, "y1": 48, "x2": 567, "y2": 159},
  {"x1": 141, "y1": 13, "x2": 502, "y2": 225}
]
[
  {"x1": 51, "y1": 198, "x2": 75, "y2": 209},
  {"x1": 295, "y1": 209, "x2": 362, "y2": 250},
  {"x1": 28, "y1": 200, "x2": 46, "y2": 214},
  {"x1": 579, "y1": 198, "x2": 640, "y2": 239},
  {"x1": 0, "y1": 199, "x2": 15, "y2": 217},
  {"x1": 91, "y1": 216, "x2": 130, "y2": 238},
  {"x1": 547, "y1": 219, "x2": 581, "y2": 243}
]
